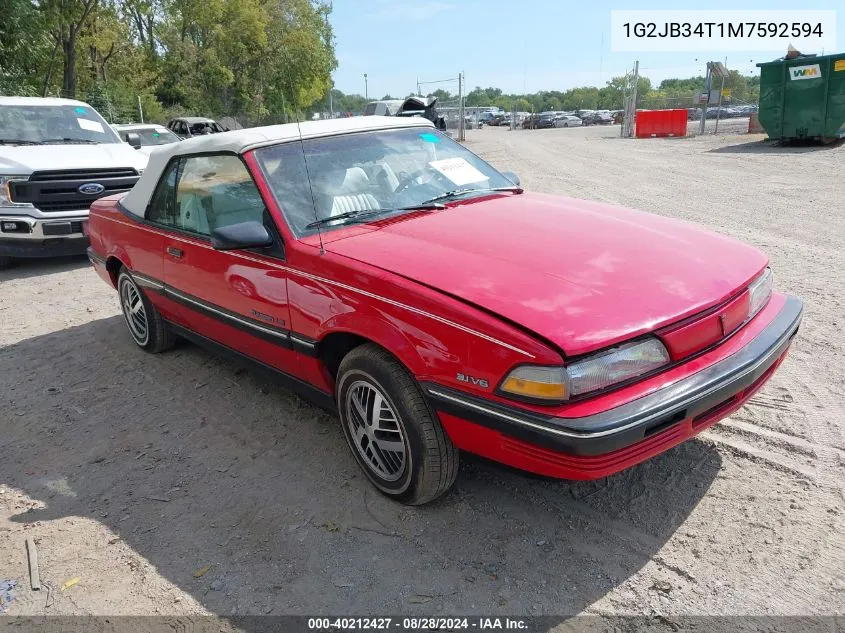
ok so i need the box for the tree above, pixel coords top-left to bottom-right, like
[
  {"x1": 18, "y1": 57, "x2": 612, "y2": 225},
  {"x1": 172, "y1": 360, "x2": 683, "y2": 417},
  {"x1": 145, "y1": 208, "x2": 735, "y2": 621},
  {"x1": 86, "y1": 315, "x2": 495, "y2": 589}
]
[
  {"x1": 0, "y1": 0, "x2": 53, "y2": 95},
  {"x1": 40, "y1": 0, "x2": 100, "y2": 98},
  {"x1": 119, "y1": 0, "x2": 160, "y2": 60},
  {"x1": 719, "y1": 70, "x2": 750, "y2": 102}
]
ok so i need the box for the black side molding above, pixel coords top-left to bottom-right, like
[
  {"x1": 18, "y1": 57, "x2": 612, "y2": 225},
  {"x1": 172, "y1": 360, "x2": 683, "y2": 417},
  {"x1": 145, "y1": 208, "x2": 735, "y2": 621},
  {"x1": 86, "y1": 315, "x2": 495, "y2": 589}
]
[
  {"x1": 86, "y1": 247, "x2": 106, "y2": 266},
  {"x1": 290, "y1": 334, "x2": 319, "y2": 358},
  {"x1": 165, "y1": 285, "x2": 292, "y2": 349}
]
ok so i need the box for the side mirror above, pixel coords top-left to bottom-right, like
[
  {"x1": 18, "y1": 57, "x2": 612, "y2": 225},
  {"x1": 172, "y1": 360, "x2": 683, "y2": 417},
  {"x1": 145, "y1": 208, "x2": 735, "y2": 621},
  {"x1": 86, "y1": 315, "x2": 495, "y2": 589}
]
[
  {"x1": 502, "y1": 171, "x2": 520, "y2": 186},
  {"x1": 126, "y1": 132, "x2": 142, "y2": 149},
  {"x1": 211, "y1": 221, "x2": 273, "y2": 251}
]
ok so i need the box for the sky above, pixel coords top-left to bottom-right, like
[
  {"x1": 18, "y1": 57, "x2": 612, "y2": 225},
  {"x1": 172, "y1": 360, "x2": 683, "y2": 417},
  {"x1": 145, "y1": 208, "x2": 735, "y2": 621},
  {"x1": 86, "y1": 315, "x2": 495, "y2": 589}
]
[{"x1": 329, "y1": 0, "x2": 842, "y2": 98}]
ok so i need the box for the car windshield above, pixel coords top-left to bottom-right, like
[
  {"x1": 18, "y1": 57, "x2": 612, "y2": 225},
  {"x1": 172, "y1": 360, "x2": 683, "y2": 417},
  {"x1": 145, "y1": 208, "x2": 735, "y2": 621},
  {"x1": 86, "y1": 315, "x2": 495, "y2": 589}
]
[
  {"x1": 0, "y1": 104, "x2": 121, "y2": 144},
  {"x1": 123, "y1": 127, "x2": 180, "y2": 146},
  {"x1": 255, "y1": 127, "x2": 515, "y2": 237},
  {"x1": 189, "y1": 121, "x2": 223, "y2": 134}
]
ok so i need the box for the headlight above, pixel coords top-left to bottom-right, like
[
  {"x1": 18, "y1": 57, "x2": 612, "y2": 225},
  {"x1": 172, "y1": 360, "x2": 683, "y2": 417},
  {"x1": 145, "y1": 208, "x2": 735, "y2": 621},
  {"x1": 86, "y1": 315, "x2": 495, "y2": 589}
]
[
  {"x1": 565, "y1": 338, "x2": 670, "y2": 397},
  {"x1": 500, "y1": 365, "x2": 568, "y2": 401},
  {"x1": 0, "y1": 175, "x2": 31, "y2": 208},
  {"x1": 747, "y1": 267, "x2": 773, "y2": 319},
  {"x1": 500, "y1": 338, "x2": 670, "y2": 402}
]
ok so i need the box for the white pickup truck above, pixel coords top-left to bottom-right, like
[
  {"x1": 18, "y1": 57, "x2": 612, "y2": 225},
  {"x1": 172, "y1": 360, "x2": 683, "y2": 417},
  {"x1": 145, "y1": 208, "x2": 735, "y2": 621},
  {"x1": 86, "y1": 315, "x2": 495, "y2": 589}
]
[{"x1": 0, "y1": 96, "x2": 148, "y2": 269}]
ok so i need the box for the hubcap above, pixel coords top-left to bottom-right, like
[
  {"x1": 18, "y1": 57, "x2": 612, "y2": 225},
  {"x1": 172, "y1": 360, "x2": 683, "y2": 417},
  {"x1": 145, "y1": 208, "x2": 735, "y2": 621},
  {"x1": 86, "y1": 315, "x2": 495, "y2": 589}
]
[
  {"x1": 120, "y1": 278, "x2": 148, "y2": 344},
  {"x1": 345, "y1": 380, "x2": 407, "y2": 481}
]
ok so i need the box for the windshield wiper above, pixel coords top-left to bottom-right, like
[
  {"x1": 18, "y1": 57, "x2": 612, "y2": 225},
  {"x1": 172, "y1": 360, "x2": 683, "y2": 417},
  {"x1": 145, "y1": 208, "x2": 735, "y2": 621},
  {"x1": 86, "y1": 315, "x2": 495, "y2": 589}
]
[
  {"x1": 306, "y1": 202, "x2": 444, "y2": 230},
  {"x1": 419, "y1": 185, "x2": 524, "y2": 206},
  {"x1": 40, "y1": 138, "x2": 101, "y2": 144},
  {"x1": 0, "y1": 139, "x2": 43, "y2": 145}
]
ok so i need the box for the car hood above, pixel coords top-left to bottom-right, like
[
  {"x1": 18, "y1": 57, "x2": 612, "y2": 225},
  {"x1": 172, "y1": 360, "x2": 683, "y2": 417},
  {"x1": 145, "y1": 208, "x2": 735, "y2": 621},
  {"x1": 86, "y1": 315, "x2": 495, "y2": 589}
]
[
  {"x1": 325, "y1": 192, "x2": 767, "y2": 356},
  {"x1": 0, "y1": 143, "x2": 148, "y2": 174}
]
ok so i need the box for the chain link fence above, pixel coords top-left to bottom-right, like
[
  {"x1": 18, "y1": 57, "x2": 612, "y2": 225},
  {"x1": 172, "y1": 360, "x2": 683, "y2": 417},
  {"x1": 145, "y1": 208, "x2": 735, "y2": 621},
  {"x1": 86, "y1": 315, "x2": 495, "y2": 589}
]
[
  {"x1": 8, "y1": 81, "x2": 761, "y2": 139},
  {"x1": 637, "y1": 94, "x2": 759, "y2": 137}
]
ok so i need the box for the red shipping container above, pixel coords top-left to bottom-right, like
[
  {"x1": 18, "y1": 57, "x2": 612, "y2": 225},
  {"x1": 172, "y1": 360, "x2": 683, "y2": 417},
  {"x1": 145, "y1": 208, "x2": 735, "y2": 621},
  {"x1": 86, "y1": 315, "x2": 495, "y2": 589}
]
[{"x1": 635, "y1": 109, "x2": 688, "y2": 138}]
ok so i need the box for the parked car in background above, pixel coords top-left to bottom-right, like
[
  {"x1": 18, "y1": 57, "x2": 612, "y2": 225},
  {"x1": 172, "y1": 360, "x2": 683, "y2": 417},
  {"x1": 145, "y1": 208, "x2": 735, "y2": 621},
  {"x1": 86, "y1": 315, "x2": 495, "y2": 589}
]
[
  {"x1": 87, "y1": 115, "x2": 802, "y2": 504},
  {"x1": 554, "y1": 114, "x2": 583, "y2": 127},
  {"x1": 363, "y1": 100, "x2": 405, "y2": 116},
  {"x1": 114, "y1": 123, "x2": 182, "y2": 155},
  {"x1": 394, "y1": 96, "x2": 447, "y2": 131},
  {"x1": 465, "y1": 114, "x2": 484, "y2": 129},
  {"x1": 535, "y1": 112, "x2": 558, "y2": 129},
  {"x1": 166, "y1": 117, "x2": 226, "y2": 138},
  {"x1": 478, "y1": 112, "x2": 496, "y2": 125},
  {"x1": 581, "y1": 111, "x2": 613, "y2": 125},
  {"x1": 0, "y1": 96, "x2": 147, "y2": 269},
  {"x1": 522, "y1": 113, "x2": 541, "y2": 129}
]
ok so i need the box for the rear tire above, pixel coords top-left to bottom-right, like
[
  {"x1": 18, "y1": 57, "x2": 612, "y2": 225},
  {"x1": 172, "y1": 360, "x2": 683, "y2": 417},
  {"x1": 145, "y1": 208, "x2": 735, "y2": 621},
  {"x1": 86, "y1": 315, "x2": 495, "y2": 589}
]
[
  {"x1": 336, "y1": 344, "x2": 459, "y2": 505},
  {"x1": 0, "y1": 256, "x2": 13, "y2": 270},
  {"x1": 117, "y1": 268, "x2": 175, "y2": 353}
]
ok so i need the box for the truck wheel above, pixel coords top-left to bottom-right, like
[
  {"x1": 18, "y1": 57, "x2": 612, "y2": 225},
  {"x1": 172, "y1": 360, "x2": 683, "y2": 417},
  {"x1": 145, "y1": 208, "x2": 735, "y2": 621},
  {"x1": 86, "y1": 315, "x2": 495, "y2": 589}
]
[
  {"x1": 336, "y1": 344, "x2": 459, "y2": 505},
  {"x1": 0, "y1": 256, "x2": 13, "y2": 270},
  {"x1": 117, "y1": 268, "x2": 175, "y2": 353}
]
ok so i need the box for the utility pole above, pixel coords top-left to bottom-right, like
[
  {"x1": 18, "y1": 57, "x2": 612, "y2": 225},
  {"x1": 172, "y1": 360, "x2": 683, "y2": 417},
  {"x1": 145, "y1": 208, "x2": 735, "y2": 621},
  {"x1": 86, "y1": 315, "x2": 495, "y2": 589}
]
[
  {"x1": 364, "y1": 73, "x2": 368, "y2": 100},
  {"x1": 714, "y1": 73, "x2": 726, "y2": 134},
  {"x1": 623, "y1": 60, "x2": 638, "y2": 138},
  {"x1": 137, "y1": 96, "x2": 144, "y2": 124},
  {"x1": 458, "y1": 71, "x2": 466, "y2": 141},
  {"x1": 699, "y1": 63, "x2": 711, "y2": 135},
  {"x1": 326, "y1": 2, "x2": 333, "y2": 118}
]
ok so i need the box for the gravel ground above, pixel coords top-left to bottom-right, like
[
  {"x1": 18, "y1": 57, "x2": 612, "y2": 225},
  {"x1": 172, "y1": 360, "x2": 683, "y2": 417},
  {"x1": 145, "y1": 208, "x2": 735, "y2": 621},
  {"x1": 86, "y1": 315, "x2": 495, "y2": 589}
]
[{"x1": 1, "y1": 125, "x2": 843, "y2": 623}]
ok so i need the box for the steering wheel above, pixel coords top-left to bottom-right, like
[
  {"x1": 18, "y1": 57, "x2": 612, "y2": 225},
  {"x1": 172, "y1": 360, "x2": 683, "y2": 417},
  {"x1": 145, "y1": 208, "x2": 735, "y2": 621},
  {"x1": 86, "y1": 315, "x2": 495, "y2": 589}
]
[{"x1": 393, "y1": 166, "x2": 453, "y2": 196}]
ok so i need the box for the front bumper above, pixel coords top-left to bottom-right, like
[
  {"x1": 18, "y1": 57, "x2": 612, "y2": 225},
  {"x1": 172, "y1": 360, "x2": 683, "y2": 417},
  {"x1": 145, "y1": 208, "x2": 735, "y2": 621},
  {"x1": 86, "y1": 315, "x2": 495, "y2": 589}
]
[
  {"x1": 0, "y1": 211, "x2": 89, "y2": 258},
  {"x1": 424, "y1": 295, "x2": 802, "y2": 476}
]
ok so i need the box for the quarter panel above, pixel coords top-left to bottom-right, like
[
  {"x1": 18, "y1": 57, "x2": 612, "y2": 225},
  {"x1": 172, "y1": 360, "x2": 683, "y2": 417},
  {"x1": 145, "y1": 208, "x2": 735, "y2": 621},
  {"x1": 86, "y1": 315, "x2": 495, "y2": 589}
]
[{"x1": 88, "y1": 200, "x2": 176, "y2": 319}]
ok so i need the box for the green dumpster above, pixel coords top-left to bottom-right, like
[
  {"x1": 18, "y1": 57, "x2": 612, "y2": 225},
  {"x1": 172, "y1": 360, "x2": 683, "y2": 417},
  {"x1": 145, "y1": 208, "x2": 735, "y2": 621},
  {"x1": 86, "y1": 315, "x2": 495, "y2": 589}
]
[{"x1": 757, "y1": 52, "x2": 845, "y2": 142}]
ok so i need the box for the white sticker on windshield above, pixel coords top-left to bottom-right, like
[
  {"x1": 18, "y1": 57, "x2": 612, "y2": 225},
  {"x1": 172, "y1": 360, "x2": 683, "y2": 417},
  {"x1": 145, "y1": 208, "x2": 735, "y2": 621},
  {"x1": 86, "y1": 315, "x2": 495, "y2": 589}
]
[
  {"x1": 77, "y1": 118, "x2": 104, "y2": 133},
  {"x1": 429, "y1": 157, "x2": 488, "y2": 186}
]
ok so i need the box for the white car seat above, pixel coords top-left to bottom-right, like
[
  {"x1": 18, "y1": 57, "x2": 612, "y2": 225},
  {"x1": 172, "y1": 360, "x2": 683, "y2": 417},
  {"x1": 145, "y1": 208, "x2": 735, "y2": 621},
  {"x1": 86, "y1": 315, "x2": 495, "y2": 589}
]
[{"x1": 313, "y1": 167, "x2": 380, "y2": 218}]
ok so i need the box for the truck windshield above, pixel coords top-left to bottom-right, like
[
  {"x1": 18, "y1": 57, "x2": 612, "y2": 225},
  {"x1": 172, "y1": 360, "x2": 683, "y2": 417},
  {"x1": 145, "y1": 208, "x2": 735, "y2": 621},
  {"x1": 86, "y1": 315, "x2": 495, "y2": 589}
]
[{"x1": 0, "y1": 104, "x2": 121, "y2": 145}]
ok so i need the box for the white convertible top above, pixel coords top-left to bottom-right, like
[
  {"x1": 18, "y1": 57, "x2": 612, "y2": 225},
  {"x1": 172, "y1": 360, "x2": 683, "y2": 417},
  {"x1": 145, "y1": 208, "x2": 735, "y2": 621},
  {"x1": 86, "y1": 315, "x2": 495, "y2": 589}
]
[{"x1": 120, "y1": 115, "x2": 434, "y2": 217}]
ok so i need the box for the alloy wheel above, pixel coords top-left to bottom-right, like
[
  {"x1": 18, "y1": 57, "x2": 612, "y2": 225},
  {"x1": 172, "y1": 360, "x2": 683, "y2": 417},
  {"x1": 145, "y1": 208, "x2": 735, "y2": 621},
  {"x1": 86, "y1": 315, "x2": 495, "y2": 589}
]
[
  {"x1": 120, "y1": 277, "x2": 149, "y2": 345},
  {"x1": 344, "y1": 379, "x2": 407, "y2": 482}
]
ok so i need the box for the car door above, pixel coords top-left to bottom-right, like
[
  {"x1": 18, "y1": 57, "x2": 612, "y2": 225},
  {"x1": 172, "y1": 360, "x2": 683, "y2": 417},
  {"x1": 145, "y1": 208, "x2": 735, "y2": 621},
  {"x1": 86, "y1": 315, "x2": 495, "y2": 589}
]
[{"x1": 155, "y1": 153, "x2": 298, "y2": 374}]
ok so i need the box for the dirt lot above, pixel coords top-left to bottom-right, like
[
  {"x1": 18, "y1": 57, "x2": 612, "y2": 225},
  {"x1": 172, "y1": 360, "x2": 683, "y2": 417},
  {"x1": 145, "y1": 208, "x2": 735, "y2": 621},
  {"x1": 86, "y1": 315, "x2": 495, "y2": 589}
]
[{"x1": 1, "y1": 125, "x2": 843, "y2": 622}]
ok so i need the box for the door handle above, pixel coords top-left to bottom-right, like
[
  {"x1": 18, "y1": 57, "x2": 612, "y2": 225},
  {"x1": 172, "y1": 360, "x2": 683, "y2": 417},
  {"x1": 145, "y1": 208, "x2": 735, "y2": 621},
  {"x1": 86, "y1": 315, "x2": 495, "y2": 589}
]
[{"x1": 166, "y1": 246, "x2": 184, "y2": 258}]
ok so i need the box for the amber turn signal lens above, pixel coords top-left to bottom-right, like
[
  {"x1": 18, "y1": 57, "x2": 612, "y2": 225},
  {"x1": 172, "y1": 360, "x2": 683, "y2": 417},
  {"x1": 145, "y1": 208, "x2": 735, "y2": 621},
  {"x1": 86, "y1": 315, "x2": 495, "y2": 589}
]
[{"x1": 500, "y1": 366, "x2": 568, "y2": 401}]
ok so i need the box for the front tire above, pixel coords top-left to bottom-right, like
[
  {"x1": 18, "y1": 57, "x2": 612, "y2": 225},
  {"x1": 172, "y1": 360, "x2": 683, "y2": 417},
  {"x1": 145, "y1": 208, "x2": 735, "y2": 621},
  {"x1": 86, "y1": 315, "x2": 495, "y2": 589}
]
[
  {"x1": 0, "y1": 256, "x2": 13, "y2": 270},
  {"x1": 336, "y1": 344, "x2": 458, "y2": 505},
  {"x1": 117, "y1": 268, "x2": 174, "y2": 353}
]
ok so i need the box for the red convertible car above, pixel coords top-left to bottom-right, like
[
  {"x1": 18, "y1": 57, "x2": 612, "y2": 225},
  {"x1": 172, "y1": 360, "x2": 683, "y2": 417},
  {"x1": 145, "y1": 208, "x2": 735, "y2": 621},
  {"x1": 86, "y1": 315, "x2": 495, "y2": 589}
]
[{"x1": 86, "y1": 116, "x2": 802, "y2": 504}]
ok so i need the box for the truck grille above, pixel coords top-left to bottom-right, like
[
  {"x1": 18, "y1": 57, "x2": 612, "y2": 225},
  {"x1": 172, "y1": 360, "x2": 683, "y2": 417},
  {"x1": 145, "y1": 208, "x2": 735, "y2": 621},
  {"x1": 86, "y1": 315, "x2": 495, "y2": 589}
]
[{"x1": 10, "y1": 168, "x2": 140, "y2": 213}]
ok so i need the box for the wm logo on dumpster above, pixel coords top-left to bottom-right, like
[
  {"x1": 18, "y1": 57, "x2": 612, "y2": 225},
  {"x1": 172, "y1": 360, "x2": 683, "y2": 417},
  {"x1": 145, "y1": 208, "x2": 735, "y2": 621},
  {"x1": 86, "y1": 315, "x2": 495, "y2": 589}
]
[{"x1": 790, "y1": 64, "x2": 822, "y2": 80}]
